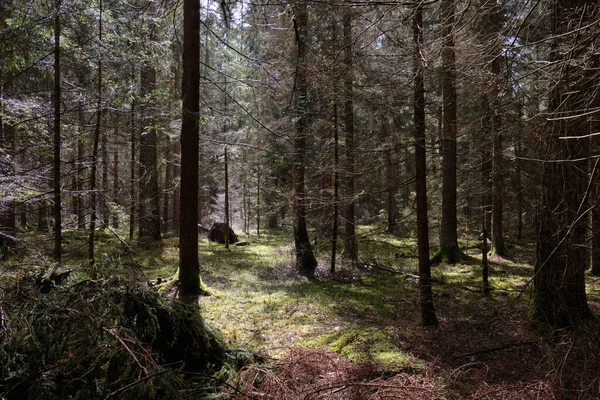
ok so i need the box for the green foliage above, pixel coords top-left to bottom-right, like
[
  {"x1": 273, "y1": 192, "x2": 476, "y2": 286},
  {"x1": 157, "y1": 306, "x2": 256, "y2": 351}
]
[{"x1": 0, "y1": 274, "x2": 231, "y2": 400}]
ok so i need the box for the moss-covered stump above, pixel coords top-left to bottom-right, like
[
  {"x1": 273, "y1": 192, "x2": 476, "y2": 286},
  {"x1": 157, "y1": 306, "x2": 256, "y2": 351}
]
[{"x1": 0, "y1": 274, "x2": 233, "y2": 400}]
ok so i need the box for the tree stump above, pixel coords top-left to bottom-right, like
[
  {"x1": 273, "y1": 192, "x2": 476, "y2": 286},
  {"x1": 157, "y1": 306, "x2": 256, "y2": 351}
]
[{"x1": 207, "y1": 223, "x2": 238, "y2": 245}]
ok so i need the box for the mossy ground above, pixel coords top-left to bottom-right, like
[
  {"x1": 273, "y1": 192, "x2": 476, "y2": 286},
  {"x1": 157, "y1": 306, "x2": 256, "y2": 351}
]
[{"x1": 3, "y1": 227, "x2": 600, "y2": 398}]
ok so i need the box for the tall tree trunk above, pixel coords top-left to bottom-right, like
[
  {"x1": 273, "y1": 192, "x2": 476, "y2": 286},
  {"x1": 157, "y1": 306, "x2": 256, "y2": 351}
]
[
  {"x1": 386, "y1": 114, "x2": 397, "y2": 234},
  {"x1": 112, "y1": 118, "x2": 119, "y2": 228},
  {"x1": 438, "y1": 0, "x2": 461, "y2": 263},
  {"x1": 256, "y1": 167, "x2": 260, "y2": 235},
  {"x1": 532, "y1": 0, "x2": 594, "y2": 328},
  {"x1": 224, "y1": 146, "x2": 230, "y2": 249},
  {"x1": 53, "y1": 0, "x2": 62, "y2": 262},
  {"x1": 488, "y1": 2, "x2": 506, "y2": 256},
  {"x1": 331, "y1": 87, "x2": 340, "y2": 274},
  {"x1": 292, "y1": 0, "x2": 318, "y2": 278},
  {"x1": 138, "y1": 8, "x2": 162, "y2": 242},
  {"x1": 76, "y1": 102, "x2": 86, "y2": 230},
  {"x1": 129, "y1": 96, "x2": 137, "y2": 240},
  {"x1": 163, "y1": 136, "x2": 172, "y2": 232},
  {"x1": 178, "y1": 0, "x2": 203, "y2": 295},
  {"x1": 342, "y1": 9, "x2": 357, "y2": 263},
  {"x1": 516, "y1": 104, "x2": 523, "y2": 240},
  {"x1": 173, "y1": 139, "x2": 181, "y2": 233},
  {"x1": 413, "y1": 3, "x2": 438, "y2": 326},
  {"x1": 101, "y1": 110, "x2": 109, "y2": 230},
  {"x1": 37, "y1": 201, "x2": 48, "y2": 232},
  {"x1": 88, "y1": 0, "x2": 102, "y2": 264}
]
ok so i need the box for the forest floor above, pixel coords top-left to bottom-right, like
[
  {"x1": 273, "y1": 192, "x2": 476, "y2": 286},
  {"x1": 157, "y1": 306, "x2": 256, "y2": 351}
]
[
  {"x1": 4, "y1": 228, "x2": 600, "y2": 399},
  {"x1": 144, "y1": 229, "x2": 600, "y2": 399}
]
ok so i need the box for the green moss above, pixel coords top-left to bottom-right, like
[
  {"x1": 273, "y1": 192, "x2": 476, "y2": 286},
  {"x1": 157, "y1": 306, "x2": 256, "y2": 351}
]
[{"x1": 432, "y1": 245, "x2": 467, "y2": 264}]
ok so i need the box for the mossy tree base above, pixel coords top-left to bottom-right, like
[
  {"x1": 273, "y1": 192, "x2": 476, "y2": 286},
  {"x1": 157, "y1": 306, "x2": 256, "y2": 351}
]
[
  {"x1": 432, "y1": 246, "x2": 466, "y2": 264},
  {"x1": 489, "y1": 241, "x2": 508, "y2": 257}
]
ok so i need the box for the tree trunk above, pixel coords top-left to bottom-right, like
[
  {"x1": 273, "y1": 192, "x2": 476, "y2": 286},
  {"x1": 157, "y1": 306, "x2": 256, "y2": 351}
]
[
  {"x1": 292, "y1": 0, "x2": 318, "y2": 278},
  {"x1": 413, "y1": 3, "x2": 438, "y2": 327},
  {"x1": 101, "y1": 110, "x2": 109, "y2": 231},
  {"x1": 256, "y1": 167, "x2": 260, "y2": 235},
  {"x1": 129, "y1": 96, "x2": 137, "y2": 240},
  {"x1": 224, "y1": 146, "x2": 230, "y2": 249},
  {"x1": 77, "y1": 102, "x2": 86, "y2": 230},
  {"x1": 88, "y1": 0, "x2": 102, "y2": 264},
  {"x1": 138, "y1": 9, "x2": 162, "y2": 242},
  {"x1": 386, "y1": 114, "x2": 397, "y2": 234},
  {"x1": 112, "y1": 118, "x2": 119, "y2": 228},
  {"x1": 488, "y1": 2, "x2": 506, "y2": 256},
  {"x1": 53, "y1": 0, "x2": 62, "y2": 262},
  {"x1": 37, "y1": 200, "x2": 48, "y2": 232},
  {"x1": 438, "y1": 0, "x2": 461, "y2": 263},
  {"x1": 532, "y1": 0, "x2": 594, "y2": 328},
  {"x1": 342, "y1": 9, "x2": 357, "y2": 263},
  {"x1": 163, "y1": 136, "x2": 173, "y2": 232},
  {"x1": 178, "y1": 0, "x2": 203, "y2": 295}
]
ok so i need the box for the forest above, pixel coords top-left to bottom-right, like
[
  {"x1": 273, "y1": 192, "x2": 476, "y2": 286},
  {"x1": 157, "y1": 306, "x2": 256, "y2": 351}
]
[{"x1": 1, "y1": 0, "x2": 600, "y2": 398}]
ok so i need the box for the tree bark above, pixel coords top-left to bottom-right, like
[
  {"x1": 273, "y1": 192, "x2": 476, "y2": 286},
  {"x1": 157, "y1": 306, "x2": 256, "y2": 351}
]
[
  {"x1": 112, "y1": 118, "x2": 119, "y2": 228},
  {"x1": 532, "y1": 0, "x2": 594, "y2": 328},
  {"x1": 101, "y1": 110, "x2": 109, "y2": 231},
  {"x1": 413, "y1": 3, "x2": 438, "y2": 326},
  {"x1": 77, "y1": 101, "x2": 86, "y2": 230},
  {"x1": 292, "y1": 0, "x2": 318, "y2": 278},
  {"x1": 488, "y1": 2, "x2": 506, "y2": 256},
  {"x1": 53, "y1": 0, "x2": 62, "y2": 262},
  {"x1": 129, "y1": 95, "x2": 137, "y2": 240},
  {"x1": 88, "y1": 0, "x2": 103, "y2": 264},
  {"x1": 386, "y1": 114, "x2": 397, "y2": 234},
  {"x1": 342, "y1": 9, "x2": 358, "y2": 263},
  {"x1": 138, "y1": 8, "x2": 162, "y2": 242},
  {"x1": 163, "y1": 136, "x2": 173, "y2": 232},
  {"x1": 178, "y1": 0, "x2": 203, "y2": 295},
  {"x1": 438, "y1": 0, "x2": 461, "y2": 263}
]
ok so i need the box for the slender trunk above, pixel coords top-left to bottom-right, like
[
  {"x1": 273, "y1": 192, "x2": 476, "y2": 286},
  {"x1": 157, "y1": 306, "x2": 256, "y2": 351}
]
[
  {"x1": 129, "y1": 97, "x2": 136, "y2": 240},
  {"x1": 178, "y1": 0, "x2": 202, "y2": 295},
  {"x1": 173, "y1": 139, "x2": 181, "y2": 233},
  {"x1": 482, "y1": 194, "x2": 490, "y2": 295},
  {"x1": 489, "y1": 3, "x2": 506, "y2": 256},
  {"x1": 224, "y1": 146, "x2": 230, "y2": 249},
  {"x1": 88, "y1": 0, "x2": 102, "y2": 263},
  {"x1": 342, "y1": 10, "x2": 357, "y2": 263},
  {"x1": 331, "y1": 98, "x2": 340, "y2": 273},
  {"x1": 386, "y1": 114, "x2": 397, "y2": 234},
  {"x1": 330, "y1": 16, "x2": 339, "y2": 273},
  {"x1": 20, "y1": 204, "x2": 27, "y2": 229},
  {"x1": 163, "y1": 136, "x2": 172, "y2": 232},
  {"x1": 53, "y1": 0, "x2": 62, "y2": 262},
  {"x1": 439, "y1": 0, "x2": 461, "y2": 263},
  {"x1": 138, "y1": 9, "x2": 162, "y2": 242},
  {"x1": 292, "y1": 0, "x2": 317, "y2": 278},
  {"x1": 37, "y1": 201, "x2": 48, "y2": 231},
  {"x1": 77, "y1": 102, "x2": 86, "y2": 230},
  {"x1": 516, "y1": 107, "x2": 523, "y2": 240},
  {"x1": 256, "y1": 168, "x2": 260, "y2": 235},
  {"x1": 414, "y1": 4, "x2": 438, "y2": 326},
  {"x1": 101, "y1": 110, "x2": 109, "y2": 230},
  {"x1": 112, "y1": 118, "x2": 119, "y2": 228}
]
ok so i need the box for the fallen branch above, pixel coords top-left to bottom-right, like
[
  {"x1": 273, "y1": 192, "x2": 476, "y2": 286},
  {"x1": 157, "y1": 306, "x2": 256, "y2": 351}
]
[
  {"x1": 363, "y1": 263, "x2": 444, "y2": 284},
  {"x1": 104, "y1": 369, "x2": 171, "y2": 399},
  {"x1": 102, "y1": 326, "x2": 149, "y2": 376},
  {"x1": 453, "y1": 341, "x2": 535, "y2": 360}
]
